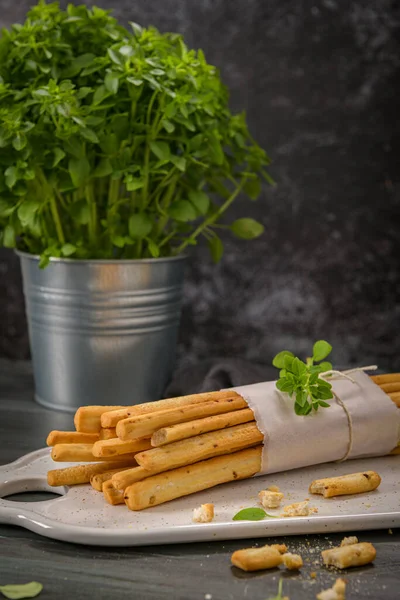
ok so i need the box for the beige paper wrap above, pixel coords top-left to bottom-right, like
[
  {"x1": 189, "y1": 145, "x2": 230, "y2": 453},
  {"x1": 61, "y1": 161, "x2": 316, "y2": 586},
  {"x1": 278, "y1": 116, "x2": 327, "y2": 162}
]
[{"x1": 230, "y1": 371, "x2": 400, "y2": 476}]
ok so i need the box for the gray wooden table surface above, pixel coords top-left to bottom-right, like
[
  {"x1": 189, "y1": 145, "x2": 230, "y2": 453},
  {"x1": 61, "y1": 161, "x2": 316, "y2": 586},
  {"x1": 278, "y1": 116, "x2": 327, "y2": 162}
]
[{"x1": 0, "y1": 360, "x2": 399, "y2": 600}]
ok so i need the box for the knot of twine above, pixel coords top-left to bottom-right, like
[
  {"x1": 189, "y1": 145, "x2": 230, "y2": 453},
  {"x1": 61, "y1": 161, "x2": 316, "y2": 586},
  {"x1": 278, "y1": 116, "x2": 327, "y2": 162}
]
[{"x1": 319, "y1": 365, "x2": 378, "y2": 462}]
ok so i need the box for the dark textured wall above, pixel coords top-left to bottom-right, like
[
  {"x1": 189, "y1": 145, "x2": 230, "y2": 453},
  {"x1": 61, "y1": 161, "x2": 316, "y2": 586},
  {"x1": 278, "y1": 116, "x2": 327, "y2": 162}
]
[{"x1": 0, "y1": 1, "x2": 399, "y2": 371}]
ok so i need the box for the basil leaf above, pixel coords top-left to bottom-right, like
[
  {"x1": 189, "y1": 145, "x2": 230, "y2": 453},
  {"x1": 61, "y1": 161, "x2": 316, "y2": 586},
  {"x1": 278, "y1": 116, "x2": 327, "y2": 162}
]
[
  {"x1": 149, "y1": 141, "x2": 170, "y2": 162},
  {"x1": 207, "y1": 235, "x2": 223, "y2": 263},
  {"x1": 168, "y1": 200, "x2": 197, "y2": 222},
  {"x1": 17, "y1": 199, "x2": 40, "y2": 227},
  {"x1": 319, "y1": 361, "x2": 332, "y2": 372},
  {"x1": 272, "y1": 351, "x2": 294, "y2": 369},
  {"x1": 0, "y1": 582, "x2": 43, "y2": 599},
  {"x1": 105, "y1": 72, "x2": 119, "y2": 95},
  {"x1": 68, "y1": 157, "x2": 90, "y2": 187},
  {"x1": 312, "y1": 340, "x2": 332, "y2": 362},
  {"x1": 188, "y1": 190, "x2": 209, "y2": 215},
  {"x1": 231, "y1": 218, "x2": 264, "y2": 240},
  {"x1": 129, "y1": 213, "x2": 152, "y2": 239},
  {"x1": 232, "y1": 508, "x2": 277, "y2": 521}
]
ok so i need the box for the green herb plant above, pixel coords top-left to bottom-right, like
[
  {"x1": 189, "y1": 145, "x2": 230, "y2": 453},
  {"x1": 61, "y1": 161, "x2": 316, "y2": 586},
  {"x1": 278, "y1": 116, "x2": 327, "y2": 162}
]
[
  {"x1": 0, "y1": 582, "x2": 43, "y2": 600},
  {"x1": 272, "y1": 340, "x2": 334, "y2": 416},
  {"x1": 232, "y1": 507, "x2": 277, "y2": 521},
  {"x1": 0, "y1": 1, "x2": 272, "y2": 267}
]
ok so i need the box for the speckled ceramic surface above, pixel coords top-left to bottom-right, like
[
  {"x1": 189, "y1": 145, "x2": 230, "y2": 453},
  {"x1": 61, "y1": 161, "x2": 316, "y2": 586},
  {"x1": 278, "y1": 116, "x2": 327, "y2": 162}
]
[{"x1": 0, "y1": 449, "x2": 398, "y2": 547}]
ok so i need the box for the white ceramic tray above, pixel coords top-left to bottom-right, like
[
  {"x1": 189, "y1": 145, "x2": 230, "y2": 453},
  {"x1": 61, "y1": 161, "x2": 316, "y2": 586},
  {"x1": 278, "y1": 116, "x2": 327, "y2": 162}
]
[{"x1": 0, "y1": 448, "x2": 399, "y2": 546}]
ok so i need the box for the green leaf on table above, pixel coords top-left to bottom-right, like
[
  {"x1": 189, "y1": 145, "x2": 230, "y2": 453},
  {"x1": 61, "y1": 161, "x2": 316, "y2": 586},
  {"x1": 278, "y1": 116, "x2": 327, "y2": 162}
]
[
  {"x1": 129, "y1": 213, "x2": 152, "y2": 239},
  {"x1": 230, "y1": 218, "x2": 264, "y2": 240},
  {"x1": 232, "y1": 507, "x2": 277, "y2": 521},
  {"x1": 312, "y1": 340, "x2": 332, "y2": 362},
  {"x1": 207, "y1": 235, "x2": 223, "y2": 263},
  {"x1": 0, "y1": 582, "x2": 43, "y2": 599},
  {"x1": 319, "y1": 361, "x2": 332, "y2": 373}
]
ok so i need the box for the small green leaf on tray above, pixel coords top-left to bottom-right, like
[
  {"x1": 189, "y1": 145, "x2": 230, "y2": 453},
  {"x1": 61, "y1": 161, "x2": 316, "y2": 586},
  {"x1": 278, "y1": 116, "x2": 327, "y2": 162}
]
[
  {"x1": 232, "y1": 507, "x2": 277, "y2": 521},
  {"x1": 0, "y1": 582, "x2": 43, "y2": 599}
]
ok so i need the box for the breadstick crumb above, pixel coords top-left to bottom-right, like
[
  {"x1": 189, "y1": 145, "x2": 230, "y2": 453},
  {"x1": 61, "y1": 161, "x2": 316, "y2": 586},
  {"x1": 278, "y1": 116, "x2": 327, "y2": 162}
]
[
  {"x1": 282, "y1": 553, "x2": 303, "y2": 570},
  {"x1": 282, "y1": 500, "x2": 318, "y2": 517},
  {"x1": 193, "y1": 503, "x2": 214, "y2": 523},
  {"x1": 321, "y1": 542, "x2": 376, "y2": 569},
  {"x1": 231, "y1": 544, "x2": 286, "y2": 572},
  {"x1": 259, "y1": 489, "x2": 284, "y2": 509},
  {"x1": 317, "y1": 578, "x2": 346, "y2": 600},
  {"x1": 340, "y1": 536, "x2": 358, "y2": 547}
]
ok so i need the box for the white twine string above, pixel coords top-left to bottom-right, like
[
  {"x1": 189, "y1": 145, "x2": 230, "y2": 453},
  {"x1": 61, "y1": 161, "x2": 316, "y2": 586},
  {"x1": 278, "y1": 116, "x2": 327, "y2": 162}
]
[{"x1": 319, "y1": 365, "x2": 378, "y2": 462}]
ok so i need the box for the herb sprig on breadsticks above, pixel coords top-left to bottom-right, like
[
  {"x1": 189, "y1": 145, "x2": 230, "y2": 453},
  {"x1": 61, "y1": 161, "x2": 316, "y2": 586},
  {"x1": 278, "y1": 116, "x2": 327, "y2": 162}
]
[{"x1": 272, "y1": 340, "x2": 334, "y2": 415}]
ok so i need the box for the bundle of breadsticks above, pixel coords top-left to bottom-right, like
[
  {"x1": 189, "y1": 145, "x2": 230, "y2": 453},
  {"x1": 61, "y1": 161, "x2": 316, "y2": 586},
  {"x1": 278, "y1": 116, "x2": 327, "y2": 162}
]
[{"x1": 47, "y1": 372, "x2": 400, "y2": 511}]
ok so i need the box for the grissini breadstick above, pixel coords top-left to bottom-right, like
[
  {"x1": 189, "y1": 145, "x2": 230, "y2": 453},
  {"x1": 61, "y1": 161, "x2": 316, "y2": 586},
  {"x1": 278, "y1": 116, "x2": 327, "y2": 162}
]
[
  {"x1": 151, "y1": 408, "x2": 255, "y2": 447},
  {"x1": 116, "y1": 396, "x2": 247, "y2": 441},
  {"x1": 47, "y1": 461, "x2": 135, "y2": 487},
  {"x1": 99, "y1": 428, "x2": 117, "y2": 440},
  {"x1": 92, "y1": 437, "x2": 152, "y2": 457},
  {"x1": 51, "y1": 443, "x2": 139, "y2": 463},
  {"x1": 231, "y1": 544, "x2": 287, "y2": 572},
  {"x1": 379, "y1": 382, "x2": 400, "y2": 394},
  {"x1": 371, "y1": 373, "x2": 400, "y2": 385},
  {"x1": 90, "y1": 467, "x2": 133, "y2": 492},
  {"x1": 124, "y1": 446, "x2": 262, "y2": 510},
  {"x1": 46, "y1": 431, "x2": 100, "y2": 446},
  {"x1": 389, "y1": 392, "x2": 400, "y2": 408},
  {"x1": 321, "y1": 542, "x2": 376, "y2": 568},
  {"x1": 112, "y1": 466, "x2": 162, "y2": 490},
  {"x1": 101, "y1": 390, "x2": 242, "y2": 428},
  {"x1": 74, "y1": 406, "x2": 124, "y2": 433},
  {"x1": 135, "y1": 423, "x2": 263, "y2": 472},
  {"x1": 309, "y1": 471, "x2": 381, "y2": 498},
  {"x1": 103, "y1": 481, "x2": 125, "y2": 505}
]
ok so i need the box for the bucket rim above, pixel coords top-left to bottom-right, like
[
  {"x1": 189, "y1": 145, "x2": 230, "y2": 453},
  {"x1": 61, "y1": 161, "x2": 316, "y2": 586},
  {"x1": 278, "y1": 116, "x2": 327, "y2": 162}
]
[{"x1": 16, "y1": 250, "x2": 188, "y2": 266}]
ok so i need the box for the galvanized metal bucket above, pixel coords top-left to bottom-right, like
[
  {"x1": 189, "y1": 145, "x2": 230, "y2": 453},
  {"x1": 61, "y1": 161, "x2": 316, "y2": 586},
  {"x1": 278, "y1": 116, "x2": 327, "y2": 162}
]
[{"x1": 18, "y1": 252, "x2": 186, "y2": 412}]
